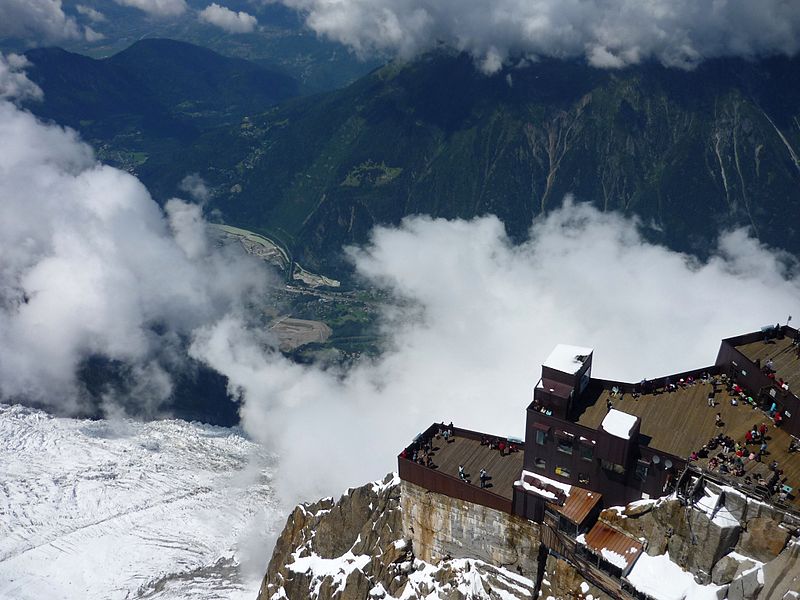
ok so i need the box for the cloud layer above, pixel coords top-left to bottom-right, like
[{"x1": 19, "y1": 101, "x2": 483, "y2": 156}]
[
  {"x1": 2, "y1": 50, "x2": 799, "y2": 515},
  {"x1": 199, "y1": 3, "x2": 258, "y2": 34},
  {"x1": 0, "y1": 0, "x2": 84, "y2": 43},
  {"x1": 0, "y1": 54, "x2": 268, "y2": 415},
  {"x1": 192, "y1": 202, "x2": 800, "y2": 505},
  {"x1": 113, "y1": 0, "x2": 188, "y2": 18},
  {"x1": 277, "y1": 0, "x2": 800, "y2": 71}
]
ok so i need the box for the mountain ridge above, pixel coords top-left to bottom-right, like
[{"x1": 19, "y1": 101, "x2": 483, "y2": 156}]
[{"x1": 136, "y1": 51, "x2": 800, "y2": 276}]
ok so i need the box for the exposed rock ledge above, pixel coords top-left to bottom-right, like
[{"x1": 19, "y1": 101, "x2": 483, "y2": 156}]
[
  {"x1": 259, "y1": 473, "x2": 800, "y2": 600},
  {"x1": 258, "y1": 474, "x2": 536, "y2": 600}
]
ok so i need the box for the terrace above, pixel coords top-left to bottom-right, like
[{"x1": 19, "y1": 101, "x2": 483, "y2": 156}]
[
  {"x1": 398, "y1": 424, "x2": 524, "y2": 512},
  {"x1": 736, "y1": 335, "x2": 800, "y2": 393},
  {"x1": 574, "y1": 378, "x2": 800, "y2": 509}
]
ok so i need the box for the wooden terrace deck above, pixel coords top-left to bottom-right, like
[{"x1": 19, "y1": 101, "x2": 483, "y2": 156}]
[
  {"x1": 574, "y1": 381, "x2": 800, "y2": 508},
  {"x1": 737, "y1": 337, "x2": 800, "y2": 393},
  {"x1": 427, "y1": 435, "x2": 524, "y2": 500}
]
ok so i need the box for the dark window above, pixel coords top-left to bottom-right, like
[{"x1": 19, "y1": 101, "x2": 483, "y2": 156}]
[
  {"x1": 580, "y1": 444, "x2": 594, "y2": 461},
  {"x1": 534, "y1": 457, "x2": 546, "y2": 469},
  {"x1": 555, "y1": 466, "x2": 571, "y2": 478},
  {"x1": 557, "y1": 437, "x2": 574, "y2": 455},
  {"x1": 578, "y1": 473, "x2": 590, "y2": 485},
  {"x1": 636, "y1": 460, "x2": 650, "y2": 481},
  {"x1": 535, "y1": 429, "x2": 546, "y2": 445}
]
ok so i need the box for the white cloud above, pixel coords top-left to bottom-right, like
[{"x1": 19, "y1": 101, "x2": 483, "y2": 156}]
[
  {"x1": 0, "y1": 0, "x2": 83, "y2": 43},
  {"x1": 0, "y1": 82, "x2": 270, "y2": 414},
  {"x1": 113, "y1": 0, "x2": 187, "y2": 18},
  {"x1": 83, "y1": 25, "x2": 105, "y2": 42},
  {"x1": 199, "y1": 3, "x2": 258, "y2": 34},
  {"x1": 0, "y1": 54, "x2": 43, "y2": 102},
  {"x1": 275, "y1": 0, "x2": 800, "y2": 72},
  {"x1": 191, "y1": 200, "x2": 800, "y2": 505},
  {"x1": 179, "y1": 173, "x2": 211, "y2": 203},
  {"x1": 76, "y1": 4, "x2": 106, "y2": 23}
]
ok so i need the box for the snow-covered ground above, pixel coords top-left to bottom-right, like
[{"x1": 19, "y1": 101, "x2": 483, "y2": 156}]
[{"x1": 0, "y1": 403, "x2": 283, "y2": 600}]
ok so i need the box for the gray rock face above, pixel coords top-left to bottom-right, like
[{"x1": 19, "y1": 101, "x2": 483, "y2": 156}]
[
  {"x1": 600, "y1": 498, "x2": 740, "y2": 584},
  {"x1": 539, "y1": 553, "x2": 607, "y2": 599},
  {"x1": 711, "y1": 555, "x2": 741, "y2": 585},
  {"x1": 400, "y1": 480, "x2": 542, "y2": 577},
  {"x1": 735, "y1": 517, "x2": 791, "y2": 564},
  {"x1": 259, "y1": 474, "x2": 407, "y2": 600},
  {"x1": 728, "y1": 566, "x2": 764, "y2": 600},
  {"x1": 758, "y1": 541, "x2": 800, "y2": 600},
  {"x1": 259, "y1": 474, "x2": 537, "y2": 600}
]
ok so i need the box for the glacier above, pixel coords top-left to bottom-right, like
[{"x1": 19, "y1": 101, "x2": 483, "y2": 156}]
[{"x1": 0, "y1": 403, "x2": 282, "y2": 600}]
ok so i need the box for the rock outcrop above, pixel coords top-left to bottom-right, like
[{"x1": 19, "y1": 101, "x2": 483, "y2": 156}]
[
  {"x1": 401, "y1": 480, "x2": 541, "y2": 577},
  {"x1": 258, "y1": 474, "x2": 537, "y2": 600},
  {"x1": 538, "y1": 554, "x2": 607, "y2": 600},
  {"x1": 735, "y1": 517, "x2": 791, "y2": 564},
  {"x1": 600, "y1": 497, "x2": 740, "y2": 583},
  {"x1": 259, "y1": 472, "x2": 800, "y2": 600}
]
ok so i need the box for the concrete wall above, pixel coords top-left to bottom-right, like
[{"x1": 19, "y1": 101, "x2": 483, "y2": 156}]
[{"x1": 401, "y1": 480, "x2": 542, "y2": 578}]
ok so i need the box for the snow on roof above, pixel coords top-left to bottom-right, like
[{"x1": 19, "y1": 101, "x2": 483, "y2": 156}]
[
  {"x1": 627, "y1": 552, "x2": 725, "y2": 600},
  {"x1": 543, "y1": 344, "x2": 593, "y2": 374},
  {"x1": 601, "y1": 548, "x2": 629, "y2": 570},
  {"x1": 601, "y1": 409, "x2": 638, "y2": 440},
  {"x1": 516, "y1": 470, "x2": 572, "y2": 497}
]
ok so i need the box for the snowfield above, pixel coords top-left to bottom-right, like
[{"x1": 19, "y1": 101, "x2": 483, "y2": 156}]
[{"x1": 0, "y1": 403, "x2": 282, "y2": 600}]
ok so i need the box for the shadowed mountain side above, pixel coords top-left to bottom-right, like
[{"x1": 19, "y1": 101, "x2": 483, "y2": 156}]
[
  {"x1": 24, "y1": 39, "x2": 301, "y2": 137},
  {"x1": 138, "y1": 51, "x2": 800, "y2": 277}
]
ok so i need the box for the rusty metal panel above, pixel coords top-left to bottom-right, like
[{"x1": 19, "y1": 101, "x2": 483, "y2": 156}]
[{"x1": 584, "y1": 522, "x2": 643, "y2": 569}]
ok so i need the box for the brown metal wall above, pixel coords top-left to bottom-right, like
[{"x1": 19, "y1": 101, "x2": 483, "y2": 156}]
[
  {"x1": 398, "y1": 456, "x2": 511, "y2": 513},
  {"x1": 715, "y1": 337, "x2": 800, "y2": 438},
  {"x1": 524, "y1": 410, "x2": 683, "y2": 506}
]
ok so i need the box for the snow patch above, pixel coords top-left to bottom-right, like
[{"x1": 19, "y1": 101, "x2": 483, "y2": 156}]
[
  {"x1": 0, "y1": 403, "x2": 279, "y2": 600},
  {"x1": 627, "y1": 552, "x2": 725, "y2": 600},
  {"x1": 601, "y1": 409, "x2": 637, "y2": 439}
]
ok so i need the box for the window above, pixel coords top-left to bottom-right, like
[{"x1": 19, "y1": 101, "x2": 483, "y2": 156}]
[
  {"x1": 534, "y1": 458, "x2": 546, "y2": 470},
  {"x1": 601, "y1": 459, "x2": 626, "y2": 475},
  {"x1": 555, "y1": 466, "x2": 571, "y2": 478},
  {"x1": 578, "y1": 473, "x2": 589, "y2": 485},
  {"x1": 557, "y1": 437, "x2": 574, "y2": 455},
  {"x1": 635, "y1": 460, "x2": 650, "y2": 481},
  {"x1": 580, "y1": 444, "x2": 594, "y2": 461},
  {"x1": 535, "y1": 429, "x2": 546, "y2": 445}
]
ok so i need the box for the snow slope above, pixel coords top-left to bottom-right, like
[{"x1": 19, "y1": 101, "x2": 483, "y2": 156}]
[{"x1": 0, "y1": 403, "x2": 281, "y2": 600}]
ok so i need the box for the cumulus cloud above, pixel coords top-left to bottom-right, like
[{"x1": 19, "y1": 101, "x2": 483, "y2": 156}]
[
  {"x1": 0, "y1": 0, "x2": 83, "y2": 43},
  {"x1": 190, "y1": 200, "x2": 800, "y2": 505},
  {"x1": 0, "y1": 63, "x2": 270, "y2": 415},
  {"x1": 76, "y1": 4, "x2": 107, "y2": 23},
  {"x1": 0, "y1": 54, "x2": 43, "y2": 102},
  {"x1": 199, "y1": 3, "x2": 258, "y2": 34},
  {"x1": 113, "y1": 0, "x2": 187, "y2": 18},
  {"x1": 179, "y1": 173, "x2": 212, "y2": 204},
  {"x1": 276, "y1": 0, "x2": 800, "y2": 72}
]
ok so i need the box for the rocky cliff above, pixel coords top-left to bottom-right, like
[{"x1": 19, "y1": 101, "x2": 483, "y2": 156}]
[
  {"x1": 260, "y1": 474, "x2": 800, "y2": 600},
  {"x1": 259, "y1": 474, "x2": 537, "y2": 600}
]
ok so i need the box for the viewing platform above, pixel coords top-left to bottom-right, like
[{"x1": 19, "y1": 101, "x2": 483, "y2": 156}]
[
  {"x1": 576, "y1": 379, "x2": 800, "y2": 509},
  {"x1": 398, "y1": 424, "x2": 524, "y2": 513}
]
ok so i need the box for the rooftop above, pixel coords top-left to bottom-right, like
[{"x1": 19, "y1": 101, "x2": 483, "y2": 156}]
[
  {"x1": 515, "y1": 470, "x2": 602, "y2": 525},
  {"x1": 543, "y1": 344, "x2": 593, "y2": 374},
  {"x1": 601, "y1": 409, "x2": 638, "y2": 440},
  {"x1": 583, "y1": 521, "x2": 644, "y2": 570},
  {"x1": 575, "y1": 379, "x2": 800, "y2": 508},
  {"x1": 423, "y1": 433, "x2": 524, "y2": 501},
  {"x1": 736, "y1": 336, "x2": 800, "y2": 393}
]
